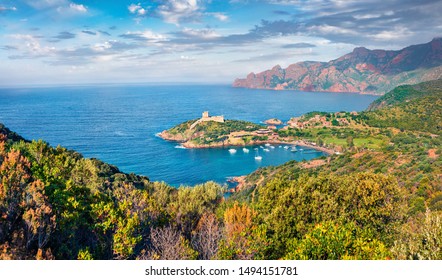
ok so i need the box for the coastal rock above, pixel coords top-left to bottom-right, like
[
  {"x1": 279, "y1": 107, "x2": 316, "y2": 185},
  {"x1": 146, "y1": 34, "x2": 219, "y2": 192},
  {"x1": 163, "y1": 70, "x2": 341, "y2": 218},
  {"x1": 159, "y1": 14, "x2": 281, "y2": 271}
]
[
  {"x1": 233, "y1": 38, "x2": 442, "y2": 94},
  {"x1": 159, "y1": 130, "x2": 187, "y2": 142},
  {"x1": 264, "y1": 118, "x2": 283, "y2": 125}
]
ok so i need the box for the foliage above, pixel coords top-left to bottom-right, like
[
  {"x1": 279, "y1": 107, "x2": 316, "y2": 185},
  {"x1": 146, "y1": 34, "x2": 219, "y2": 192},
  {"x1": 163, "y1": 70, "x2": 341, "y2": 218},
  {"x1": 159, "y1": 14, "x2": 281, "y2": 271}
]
[
  {"x1": 284, "y1": 221, "x2": 389, "y2": 260},
  {"x1": 251, "y1": 172, "x2": 405, "y2": 258},
  {"x1": 368, "y1": 79, "x2": 442, "y2": 110},
  {"x1": 218, "y1": 202, "x2": 269, "y2": 260},
  {"x1": 363, "y1": 79, "x2": 442, "y2": 134},
  {"x1": 392, "y1": 209, "x2": 442, "y2": 260}
]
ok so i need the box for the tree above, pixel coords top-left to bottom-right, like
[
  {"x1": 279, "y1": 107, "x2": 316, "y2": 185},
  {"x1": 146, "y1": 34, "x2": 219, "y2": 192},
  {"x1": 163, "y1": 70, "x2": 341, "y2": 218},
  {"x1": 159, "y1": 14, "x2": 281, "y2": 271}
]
[
  {"x1": 142, "y1": 226, "x2": 197, "y2": 260},
  {"x1": 219, "y1": 202, "x2": 268, "y2": 260},
  {"x1": 169, "y1": 182, "x2": 223, "y2": 237},
  {"x1": 393, "y1": 209, "x2": 442, "y2": 260},
  {"x1": 112, "y1": 208, "x2": 141, "y2": 259},
  {"x1": 316, "y1": 137, "x2": 324, "y2": 147},
  {"x1": 192, "y1": 212, "x2": 222, "y2": 260},
  {"x1": 284, "y1": 221, "x2": 389, "y2": 260},
  {"x1": 346, "y1": 136, "x2": 354, "y2": 148},
  {"x1": 77, "y1": 247, "x2": 93, "y2": 260},
  {"x1": 91, "y1": 198, "x2": 142, "y2": 260},
  {"x1": 0, "y1": 149, "x2": 31, "y2": 240},
  {"x1": 22, "y1": 180, "x2": 56, "y2": 252},
  {"x1": 0, "y1": 134, "x2": 7, "y2": 161},
  {"x1": 254, "y1": 172, "x2": 405, "y2": 258}
]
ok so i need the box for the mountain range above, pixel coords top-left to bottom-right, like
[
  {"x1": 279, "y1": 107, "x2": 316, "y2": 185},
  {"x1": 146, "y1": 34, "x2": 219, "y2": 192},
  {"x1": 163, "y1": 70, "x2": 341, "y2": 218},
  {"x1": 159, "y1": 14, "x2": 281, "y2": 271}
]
[{"x1": 233, "y1": 38, "x2": 442, "y2": 94}]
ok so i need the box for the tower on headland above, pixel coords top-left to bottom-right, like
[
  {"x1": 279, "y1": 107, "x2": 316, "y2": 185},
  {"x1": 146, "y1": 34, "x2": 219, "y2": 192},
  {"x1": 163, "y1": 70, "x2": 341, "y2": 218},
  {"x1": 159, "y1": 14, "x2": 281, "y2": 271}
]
[
  {"x1": 190, "y1": 111, "x2": 225, "y2": 129},
  {"x1": 201, "y1": 111, "x2": 224, "y2": 123}
]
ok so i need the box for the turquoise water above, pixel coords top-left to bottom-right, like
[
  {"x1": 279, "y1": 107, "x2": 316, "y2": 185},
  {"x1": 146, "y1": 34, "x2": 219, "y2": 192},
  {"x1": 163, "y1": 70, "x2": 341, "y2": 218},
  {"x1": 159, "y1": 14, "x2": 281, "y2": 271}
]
[{"x1": 0, "y1": 84, "x2": 377, "y2": 186}]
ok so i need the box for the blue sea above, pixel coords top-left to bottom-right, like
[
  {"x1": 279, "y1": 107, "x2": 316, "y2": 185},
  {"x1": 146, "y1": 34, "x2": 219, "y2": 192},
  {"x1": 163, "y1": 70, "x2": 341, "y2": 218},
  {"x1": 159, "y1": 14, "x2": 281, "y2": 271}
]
[{"x1": 0, "y1": 84, "x2": 378, "y2": 186}]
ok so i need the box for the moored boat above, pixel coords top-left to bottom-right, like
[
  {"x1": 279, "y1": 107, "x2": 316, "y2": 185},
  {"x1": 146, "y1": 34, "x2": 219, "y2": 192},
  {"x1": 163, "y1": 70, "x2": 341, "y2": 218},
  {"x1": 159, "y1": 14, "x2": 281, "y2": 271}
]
[{"x1": 255, "y1": 150, "x2": 262, "y2": 160}]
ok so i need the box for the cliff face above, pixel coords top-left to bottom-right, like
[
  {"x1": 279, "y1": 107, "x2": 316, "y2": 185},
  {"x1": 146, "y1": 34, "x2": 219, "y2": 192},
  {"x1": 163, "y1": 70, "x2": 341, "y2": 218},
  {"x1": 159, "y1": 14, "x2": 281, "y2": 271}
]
[{"x1": 233, "y1": 38, "x2": 442, "y2": 94}]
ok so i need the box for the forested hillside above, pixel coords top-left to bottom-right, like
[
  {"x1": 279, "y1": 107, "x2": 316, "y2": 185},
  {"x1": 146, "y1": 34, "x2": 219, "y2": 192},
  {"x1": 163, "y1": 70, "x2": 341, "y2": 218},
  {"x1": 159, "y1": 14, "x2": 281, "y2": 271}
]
[{"x1": 1, "y1": 80, "x2": 441, "y2": 260}]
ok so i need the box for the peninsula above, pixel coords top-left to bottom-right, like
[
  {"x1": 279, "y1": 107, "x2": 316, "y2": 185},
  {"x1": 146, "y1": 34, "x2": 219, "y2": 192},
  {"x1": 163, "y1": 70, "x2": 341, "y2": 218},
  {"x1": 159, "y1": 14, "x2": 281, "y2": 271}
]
[
  {"x1": 159, "y1": 111, "x2": 274, "y2": 148},
  {"x1": 158, "y1": 110, "x2": 387, "y2": 155}
]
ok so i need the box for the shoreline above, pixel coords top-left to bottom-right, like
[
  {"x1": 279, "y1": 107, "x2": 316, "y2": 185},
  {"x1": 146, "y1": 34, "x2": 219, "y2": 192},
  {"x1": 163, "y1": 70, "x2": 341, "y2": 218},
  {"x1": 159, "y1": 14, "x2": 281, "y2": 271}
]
[
  {"x1": 231, "y1": 86, "x2": 383, "y2": 96},
  {"x1": 160, "y1": 131, "x2": 335, "y2": 155}
]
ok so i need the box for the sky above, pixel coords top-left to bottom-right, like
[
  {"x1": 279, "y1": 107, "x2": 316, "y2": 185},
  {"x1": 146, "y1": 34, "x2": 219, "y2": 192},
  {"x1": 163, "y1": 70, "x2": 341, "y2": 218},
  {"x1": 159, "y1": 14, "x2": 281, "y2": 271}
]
[{"x1": 0, "y1": 0, "x2": 441, "y2": 86}]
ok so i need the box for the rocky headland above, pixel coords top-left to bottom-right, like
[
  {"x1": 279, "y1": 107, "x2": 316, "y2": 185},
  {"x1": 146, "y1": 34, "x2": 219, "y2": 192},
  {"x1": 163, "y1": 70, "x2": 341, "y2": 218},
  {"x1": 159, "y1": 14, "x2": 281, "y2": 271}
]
[{"x1": 233, "y1": 38, "x2": 442, "y2": 94}]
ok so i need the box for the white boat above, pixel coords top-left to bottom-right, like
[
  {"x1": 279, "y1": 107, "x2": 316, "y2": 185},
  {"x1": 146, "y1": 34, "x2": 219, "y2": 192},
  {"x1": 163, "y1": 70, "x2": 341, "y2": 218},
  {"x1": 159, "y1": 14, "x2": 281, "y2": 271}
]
[
  {"x1": 263, "y1": 148, "x2": 270, "y2": 152},
  {"x1": 260, "y1": 145, "x2": 264, "y2": 149},
  {"x1": 254, "y1": 147, "x2": 259, "y2": 151},
  {"x1": 278, "y1": 145, "x2": 282, "y2": 148},
  {"x1": 254, "y1": 150, "x2": 262, "y2": 160},
  {"x1": 290, "y1": 147, "x2": 298, "y2": 152},
  {"x1": 284, "y1": 146, "x2": 289, "y2": 149},
  {"x1": 270, "y1": 145, "x2": 275, "y2": 149},
  {"x1": 229, "y1": 148, "x2": 237, "y2": 154},
  {"x1": 265, "y1": 143, "x2": 271, "y2": 147},
  {"x1": 243, "y1": 148, "x2": 250, "y2": 153}
]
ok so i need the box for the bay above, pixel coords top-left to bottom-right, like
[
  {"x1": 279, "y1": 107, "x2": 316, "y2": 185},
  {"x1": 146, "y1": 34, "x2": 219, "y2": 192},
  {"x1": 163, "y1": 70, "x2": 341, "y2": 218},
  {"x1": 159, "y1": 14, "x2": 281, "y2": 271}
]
[{"x1": 0, "y1": 84, "x2": 378, "y2": 186}]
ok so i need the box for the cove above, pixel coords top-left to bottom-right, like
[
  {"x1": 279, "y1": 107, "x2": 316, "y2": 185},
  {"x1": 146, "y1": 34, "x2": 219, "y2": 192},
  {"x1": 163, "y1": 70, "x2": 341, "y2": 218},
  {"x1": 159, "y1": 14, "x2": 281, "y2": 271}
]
[{"x1": 0, "y1": 84, "x2": 378, "y2": 186}]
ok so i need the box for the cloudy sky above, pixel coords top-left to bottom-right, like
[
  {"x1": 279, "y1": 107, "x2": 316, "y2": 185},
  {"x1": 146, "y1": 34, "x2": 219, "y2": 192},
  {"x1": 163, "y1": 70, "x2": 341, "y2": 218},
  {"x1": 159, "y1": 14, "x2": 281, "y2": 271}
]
[{"x1": 0, "y1": 0, "x2": 441, "y2": 86}]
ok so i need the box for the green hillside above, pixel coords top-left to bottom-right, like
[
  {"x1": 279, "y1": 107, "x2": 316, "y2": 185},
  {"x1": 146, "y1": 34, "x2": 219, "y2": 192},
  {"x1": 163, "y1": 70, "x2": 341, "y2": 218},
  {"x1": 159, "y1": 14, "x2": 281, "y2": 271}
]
[{"x1": 364, "y1": 79, "x2": 442, "y2": 134}]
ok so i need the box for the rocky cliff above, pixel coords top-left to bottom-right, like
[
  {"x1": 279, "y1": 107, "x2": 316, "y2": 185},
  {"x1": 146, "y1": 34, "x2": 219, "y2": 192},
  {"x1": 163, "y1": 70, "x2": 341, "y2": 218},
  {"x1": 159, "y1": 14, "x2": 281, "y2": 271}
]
[{"x1": 233, "y1": 38, "x2": 442, "y2": 94}]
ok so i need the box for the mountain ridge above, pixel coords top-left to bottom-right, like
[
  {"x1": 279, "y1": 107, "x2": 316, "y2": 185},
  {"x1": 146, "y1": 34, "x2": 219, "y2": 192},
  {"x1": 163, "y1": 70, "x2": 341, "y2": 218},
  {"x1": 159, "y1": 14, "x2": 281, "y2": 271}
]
[{"x1": 233, "y1": 38, "x2": 442, "y2": 94}]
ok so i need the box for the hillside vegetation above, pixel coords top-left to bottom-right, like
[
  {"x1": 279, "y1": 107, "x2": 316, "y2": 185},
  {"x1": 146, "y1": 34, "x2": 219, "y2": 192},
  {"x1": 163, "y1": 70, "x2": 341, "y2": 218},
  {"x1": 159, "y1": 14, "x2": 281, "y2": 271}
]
[
  {"x1": 364, "y1": 80, "x2": 442, "y2": 134},
  {"x1": 1, "y1": 79, "x2": 441, "y2": 260}
]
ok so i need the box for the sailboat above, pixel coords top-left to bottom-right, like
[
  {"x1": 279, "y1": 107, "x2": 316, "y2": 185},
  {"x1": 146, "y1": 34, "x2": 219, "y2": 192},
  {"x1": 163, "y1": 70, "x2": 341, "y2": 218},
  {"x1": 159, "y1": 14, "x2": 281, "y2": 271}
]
[{"x1": 255, "y1": 150, "x2": 262, "y2": 161}]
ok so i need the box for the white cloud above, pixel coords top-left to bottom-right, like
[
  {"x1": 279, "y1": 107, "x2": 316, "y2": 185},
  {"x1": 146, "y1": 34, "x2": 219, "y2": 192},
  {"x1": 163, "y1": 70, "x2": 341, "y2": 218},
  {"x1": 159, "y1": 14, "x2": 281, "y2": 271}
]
[
  {"x1": 157, "y1": 0, "x2": 203, "y2": 24},
  {"x1": 128, "y1": 3, "x2": 148, "y2": 17},
  {"x1": 25, "y1": 0, "x2": 87, "y2": 14},
  {"x1": 182, "y1": 28, "x2": 221, "y2": 39},
  {"x1": 309, "y1": 24, "x2": 358, "y2": 35},
  {"x1": 0, "y1": 6, "x2": 17, "y2": 11},
  {"x1": 128, "y1": 3, "x2": 141, "y2": 13},
  {"x1": 121, "y1": 30, "x2": 168, "y2": 43},
  {"x1": 25, "y1": 0, "x2": 66, "y2": 9},
  {"x1": 56, "y1": 2, "x2": 88, "y2": 15},
  {"x1": 369, "y1": 26, "x2": 414, "y2": 40},
  {"x1": 8, "y1": 34, "x2": 56, "y2": 57},
  {"x1": 353, "y1": 13, "x2": 381, "y2": 20},
  {"x1": 211, "y1": 12, "x2": 229, "y2": 22},
  {"x1": 69, "y1": 3, "x2": 87, "y2": 13},
  {"x1": 180, "y1": 55, "x2": 194, "y2": 60},
  {"x1": 137, "y1": 8, "x2": 146, "y2": 16},
  {"x1": 92, "y1": 41, "x2": 113, "y2": 52}
]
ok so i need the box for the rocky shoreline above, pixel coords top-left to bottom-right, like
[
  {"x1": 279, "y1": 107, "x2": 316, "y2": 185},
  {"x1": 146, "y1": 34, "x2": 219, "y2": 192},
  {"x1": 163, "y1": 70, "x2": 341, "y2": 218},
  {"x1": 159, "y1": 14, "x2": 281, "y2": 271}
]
[{"x1": 159, "y1": 130, "x2": 336, "y2": 155}]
